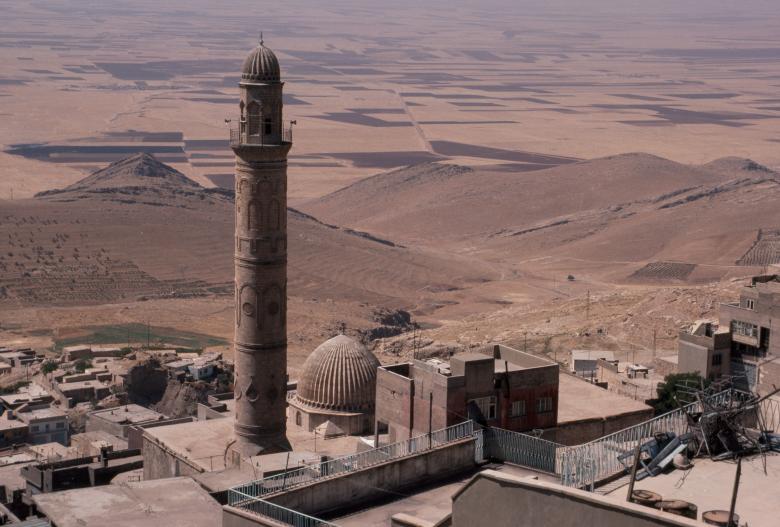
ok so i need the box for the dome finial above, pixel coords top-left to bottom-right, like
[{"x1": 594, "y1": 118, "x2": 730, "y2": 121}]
[{"x1": 259, "y1": 31, "x2": 264, "y2": 46}]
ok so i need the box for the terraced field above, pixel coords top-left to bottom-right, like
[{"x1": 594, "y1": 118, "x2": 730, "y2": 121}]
[
  {"x1": 737, "y1": 230, "x2": 780, "y2": 266},
  {"x1": 628, "y1": 262, "x2": 697, "y2": 282}
]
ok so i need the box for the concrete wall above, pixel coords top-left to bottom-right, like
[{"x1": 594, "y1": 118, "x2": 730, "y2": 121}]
[
  {"x1": 544, "y1": 408, "x2": 654, "y2": 446},
  {"x1": 757, "y1": 357, "x2": 780, "y2": 396},
  {"x1": 654, "y1": 356, "x2": 678, "y2": 378},
  {"x1": 376, "y1": 365, "x2": 415, "y2": 442},
  {"x1": 678, "y1": 332, "x2": 731, "y2": 380},
  {"x1": 85, "y1": 414, "x2": 125, "y2": 438},
  {"x1": 451, "y1": 470, "x2": 702, "y2": 527},
  {"x1": 267, "y1": 439, "x2": 475, "y2": 517},
  {"x1": 141, "y1": 433, "x2": 203, "y2": 480}
]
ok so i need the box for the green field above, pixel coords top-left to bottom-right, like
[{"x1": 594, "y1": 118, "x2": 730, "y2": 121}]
[{"x1": 54, "y1": 323, "x2": 227, "y2": 351}]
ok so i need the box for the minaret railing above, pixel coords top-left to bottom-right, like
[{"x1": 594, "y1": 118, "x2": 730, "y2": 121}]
[{"x1": 229, "y1": 120, "x2": 293, "y2": 147}]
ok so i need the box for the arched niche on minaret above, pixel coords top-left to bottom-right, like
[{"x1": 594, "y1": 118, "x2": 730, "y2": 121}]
[
  {"x1": 238, "y1": 284, "x2": 261, "y2": 330},
  {"x1": 246, "y1": 100, "x2": 261, "y2": 138}
]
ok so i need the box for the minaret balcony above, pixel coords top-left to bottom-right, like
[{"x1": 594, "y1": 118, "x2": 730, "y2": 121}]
[{"x1": 229, "y1": 120, "x2": 293, "y2": 148}]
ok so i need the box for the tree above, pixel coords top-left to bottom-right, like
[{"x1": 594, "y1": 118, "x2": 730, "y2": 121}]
[
  {"x1": 74, "y1": 359, "x2": 93, "y2": 373},
  {"x1": 41, "y1": 361, "x2": 58, "y2": 374},
  {"x1": 650, "y1": 372, "x2": 710, "y2": 415}
]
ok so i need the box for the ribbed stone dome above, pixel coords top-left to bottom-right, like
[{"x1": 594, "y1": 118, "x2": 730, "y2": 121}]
[
  {"x1": 242, "y1": 43, "x2": 280, "y2": 83},
  {"x1": 295, "y1": 335, "x2": 381, "y2": 413}
]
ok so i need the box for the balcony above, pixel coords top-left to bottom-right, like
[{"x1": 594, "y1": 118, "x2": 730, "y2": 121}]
[{"x1": 229, "y1": 120, "x2": 293, "y2": 148}]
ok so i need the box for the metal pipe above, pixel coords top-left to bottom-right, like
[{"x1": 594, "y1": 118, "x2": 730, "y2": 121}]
[
  {"x1": 728, "y1": 457, "x2": 742, "y2": 527},
  {"x1": 626, "y1": 443, "x2": 642, "y2": 503}
]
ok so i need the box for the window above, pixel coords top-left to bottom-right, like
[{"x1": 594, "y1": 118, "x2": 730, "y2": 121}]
[
  {"x1": 745, "y1": 299, "x2": 755, "y2": 310},
  {"x1": 56, "y1": 422, "x2": 64, "y2": 429},
  {"x1": 712, "y1": 354, "x2": 722, "y2": 367},
  {"x1": 30, "y1": 425, "x2": 38, "y2": 433},
  {"x1": 470, "y1": 396, "x2": 497, "y2": 420},
  {"x1": 511, "y1": 400, "x2": 526, "y2": 418},
  {"x1": 536, "y1": 397, "x2": 553, "y2": 414},
  {"x1": 264, "y1": 118, "x2": 272, "y2": 135},
  {"x1": 733, "y1": 320, "x2": 758, "y2": 339}
]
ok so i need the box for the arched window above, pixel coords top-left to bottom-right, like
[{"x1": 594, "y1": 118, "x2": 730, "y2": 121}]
[
  {"x1": 247, "y1": 102, "x2": 260, "y2": 136},
  {"x1": 264, "y1": 117, "x2": 272, "y2": 136},
  {"x1": 296, "y1": 411, "x2": 302, "y2": 426}
]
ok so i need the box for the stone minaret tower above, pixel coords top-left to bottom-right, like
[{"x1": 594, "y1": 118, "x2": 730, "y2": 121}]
[{"x1": 230, "y1": 38, "x2": 291, "y2": 456}]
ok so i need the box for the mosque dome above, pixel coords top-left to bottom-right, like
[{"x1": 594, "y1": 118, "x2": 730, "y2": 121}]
[
  {"x1": 295, "y1": 335, "x2": 381, "y2": 413},
  {"x1": 241, "y1": 41, "x2": 280, "y2": 82}
]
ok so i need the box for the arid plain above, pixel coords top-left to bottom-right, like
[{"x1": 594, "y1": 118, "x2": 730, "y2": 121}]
[{"x1": 2, "y1": 0, "x2": 780, "y2": 377}]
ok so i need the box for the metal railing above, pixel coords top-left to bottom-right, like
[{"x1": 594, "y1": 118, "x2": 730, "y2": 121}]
[
  {"x1": 229, "y1": 420, "x2": 474, "y2": 504},
  {"x1": 482, "y1": 427, "x2": 562, "y2": 474},
  {"x1": 558, "y1": 390, "x2": 738, "y2": 489},
  {"x1": 229, "y1": 490, "x2": 338, "y2": 527},
  {"x1": 759, "y1": 394, "x2": 780, "y2": 432},
  {"x1": 229, "y1": 120, "x2": 293, "y2": 147}
]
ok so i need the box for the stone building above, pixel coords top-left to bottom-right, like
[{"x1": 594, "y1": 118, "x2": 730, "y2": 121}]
[
  {"x1": 678, "y1": 272, "x2": 780, "y2": 390},
  {"x1": 288, "y1": 335, "x2": 380, "y2": 437},
  {"x1": 375, "y1": 344, "x2": 559, "y2": 443},
  {"x1": 229, "y1": 37, "x2": 293, "y2": 456}
]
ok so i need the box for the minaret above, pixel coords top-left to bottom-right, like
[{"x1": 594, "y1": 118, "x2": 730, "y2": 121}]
[{"x1": 230, "y1": 37, "x2": 291, "y2": 456}]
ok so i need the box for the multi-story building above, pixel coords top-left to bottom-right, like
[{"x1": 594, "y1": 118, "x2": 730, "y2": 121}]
[
  {"x1": 17, "y1": 407, "x2": 69, "y2": 445},
  {"x1": 0, "y1": 406, "x2": 68, "y2": 447},
  {"x1": 678, "y1": 273, "x2": 780, "y2": 390},
  {"x1": 375, "y1": 344, "x2": 559, "y2": 443}
]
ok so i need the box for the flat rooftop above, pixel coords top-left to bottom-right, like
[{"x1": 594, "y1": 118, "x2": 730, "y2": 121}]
[
  {"x1": 33, "y1": 476, "x2": 221, "y2": 527},
  {"x1": 0, "y1": 383, "x2": 51, "y2": 404},
  {"x1": 89, "y1": 404, "x2": 164, "y2": 424},
  {"x1": 557, "y1": 373, "x2": 651, "y2": 424},
  {"x1": 606, "y1": 454, "x2": 780, "y2": 527},
  {"x1": 571, "y1": 350, "x2": 616, "y2": 361},
  {"x1": 58, "y1": 380, "x2": 109, "y2": 390},
  {"x1": 144, "y1": 412, "x2": 365, "y2": 474},
  {"x1": 19, "y1": 407, "x2": 66, "y2": 421}
]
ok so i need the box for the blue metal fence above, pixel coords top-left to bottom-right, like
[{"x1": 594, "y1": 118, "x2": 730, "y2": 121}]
[{"x1": 482, "y1": 427, "x2": 561, "y2": 474}]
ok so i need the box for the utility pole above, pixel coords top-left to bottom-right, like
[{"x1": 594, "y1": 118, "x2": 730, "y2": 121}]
[
  {"x1": 652, "y1": 328, "x2": 657, "y2": 359},
  {"x1": 146, "y1": 321, "x2": 150, "y2": 349},
  {"x1": 428, "y1": 392, "x2": 433, "y2": 449},
  {"x1": 523, "y1": 331, "x2": 528, "y2": 353},
  {"x1": 586, "y1": 289, "x2": 590, "y2": 321}
]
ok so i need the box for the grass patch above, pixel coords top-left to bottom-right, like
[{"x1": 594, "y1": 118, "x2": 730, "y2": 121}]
[{"x1": 53, "y1": 323, "x2": 227, "y2": 351}]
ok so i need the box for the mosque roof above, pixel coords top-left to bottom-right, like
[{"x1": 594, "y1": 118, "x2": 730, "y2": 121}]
[
  {"x1": 241, "y1": 40, "x2": 280, "y2": 83},
  {"x1": 295, "y1": 335, "x2": 380, "y2": 413}
]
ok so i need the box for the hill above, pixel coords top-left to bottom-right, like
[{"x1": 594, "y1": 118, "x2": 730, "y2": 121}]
[
  {"x1": 35, "y1": 153, "x2": 231, "y2": 206},
  {"x1": 0, "y1": 154, "x2": 495, "y2": 309},
  {"x1": 302, "y1": 153, "x2": 780, "y2": 280}
]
